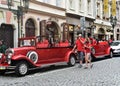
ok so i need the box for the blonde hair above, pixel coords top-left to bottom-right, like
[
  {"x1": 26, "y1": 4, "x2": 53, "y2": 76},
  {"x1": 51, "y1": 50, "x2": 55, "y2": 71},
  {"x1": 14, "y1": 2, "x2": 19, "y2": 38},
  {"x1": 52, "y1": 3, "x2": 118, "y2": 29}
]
[{"x1": 85, "y1": 37, "x2": 91, "y2": 44}]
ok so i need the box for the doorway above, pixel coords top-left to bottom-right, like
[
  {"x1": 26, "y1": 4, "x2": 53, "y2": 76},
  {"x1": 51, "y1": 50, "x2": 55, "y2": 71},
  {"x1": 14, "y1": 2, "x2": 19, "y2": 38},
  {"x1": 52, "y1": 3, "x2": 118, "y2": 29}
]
[
  {"x1": 0, "y1": 23, "x2": 14, "y2": 48},
  {"x1": 25, "y1": 18, "x2": 35, "y2": 37}
]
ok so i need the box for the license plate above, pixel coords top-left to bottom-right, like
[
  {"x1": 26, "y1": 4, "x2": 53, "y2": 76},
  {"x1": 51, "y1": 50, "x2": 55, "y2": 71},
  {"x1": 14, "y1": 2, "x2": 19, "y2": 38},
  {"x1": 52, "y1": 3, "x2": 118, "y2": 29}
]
[{"x1": 0, "y1": 66, "x2": 6, "y2": 70}]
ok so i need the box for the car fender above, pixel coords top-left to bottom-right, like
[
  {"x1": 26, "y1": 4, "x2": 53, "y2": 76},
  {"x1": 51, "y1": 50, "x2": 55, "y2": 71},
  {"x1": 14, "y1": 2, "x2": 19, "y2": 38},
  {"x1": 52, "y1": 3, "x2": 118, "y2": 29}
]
[
  {"x1": 65, "y1": 51, "x2": 76, "y2": 62},
  {"x1": 106, "y1": 47, "x2": 112, "y2": 54},
  {"x1": 11, "y1": 55, "x2": 38, "y2": 67}
]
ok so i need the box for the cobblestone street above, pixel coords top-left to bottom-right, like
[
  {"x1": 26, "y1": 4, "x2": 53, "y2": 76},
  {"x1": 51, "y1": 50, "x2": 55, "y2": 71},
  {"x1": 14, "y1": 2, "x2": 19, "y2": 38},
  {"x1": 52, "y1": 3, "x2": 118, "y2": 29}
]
[{"x1": 1, "y1": 58, "x2": 120, "y2": 86}]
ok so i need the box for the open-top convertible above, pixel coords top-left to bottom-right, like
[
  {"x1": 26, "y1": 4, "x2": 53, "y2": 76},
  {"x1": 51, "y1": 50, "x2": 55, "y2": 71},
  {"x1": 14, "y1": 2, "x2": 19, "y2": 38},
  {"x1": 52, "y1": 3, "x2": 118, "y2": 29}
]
[{"x1": 0, "y1": 36, "x2": 77, "y2": 76}]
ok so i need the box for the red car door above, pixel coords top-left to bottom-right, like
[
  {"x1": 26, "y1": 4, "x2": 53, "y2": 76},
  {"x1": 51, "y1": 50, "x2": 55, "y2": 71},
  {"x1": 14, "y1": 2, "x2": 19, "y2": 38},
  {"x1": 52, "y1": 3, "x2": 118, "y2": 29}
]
[
  {"x1": 93, "y1": 41, "x2": 105, "y2": 56},
  {"x1": 36, "y1": 46, "x2": 71, "y2": 64}
]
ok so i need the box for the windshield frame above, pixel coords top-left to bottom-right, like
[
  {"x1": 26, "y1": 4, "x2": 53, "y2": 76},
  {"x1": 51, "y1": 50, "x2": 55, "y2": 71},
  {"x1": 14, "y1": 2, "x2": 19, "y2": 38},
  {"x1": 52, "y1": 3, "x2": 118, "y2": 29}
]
[{"x1": 18, "y1": 37, "x2": 36, "y2": 47}]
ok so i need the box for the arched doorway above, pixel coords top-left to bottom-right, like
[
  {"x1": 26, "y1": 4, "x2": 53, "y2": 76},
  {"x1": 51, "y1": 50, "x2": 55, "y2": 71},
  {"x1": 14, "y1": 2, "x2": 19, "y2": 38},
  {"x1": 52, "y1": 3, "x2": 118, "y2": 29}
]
[
  {"x1": 98, "y1": 28, "x2": 105, "y2": 40},
  {"x1": 0, "y1": 23, "x2": 14, "y2": 48},
  {"x1": 25, "y1": 18, "x2": 35, "y2": 37},
  {"x1": 45, "y1": 21, "x2": 60, "y2": 42}
]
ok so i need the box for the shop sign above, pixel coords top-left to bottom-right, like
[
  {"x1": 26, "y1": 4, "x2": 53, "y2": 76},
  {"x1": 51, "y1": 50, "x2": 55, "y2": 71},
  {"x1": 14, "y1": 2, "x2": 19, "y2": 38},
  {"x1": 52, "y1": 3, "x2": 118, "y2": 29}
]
[{"x1": 69, "y1": 25, "x2": 73, "y2": 31}]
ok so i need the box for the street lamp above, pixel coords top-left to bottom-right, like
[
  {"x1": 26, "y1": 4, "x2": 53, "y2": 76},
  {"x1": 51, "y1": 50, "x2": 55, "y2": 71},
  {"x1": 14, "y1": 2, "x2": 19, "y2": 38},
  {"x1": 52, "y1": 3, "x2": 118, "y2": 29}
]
[
  {"x1": 7, "y1": 0, "x2": 29, "y2": 38},
  {"x1": 110, "y1": 14, "x2": 117, "y2": 40}
]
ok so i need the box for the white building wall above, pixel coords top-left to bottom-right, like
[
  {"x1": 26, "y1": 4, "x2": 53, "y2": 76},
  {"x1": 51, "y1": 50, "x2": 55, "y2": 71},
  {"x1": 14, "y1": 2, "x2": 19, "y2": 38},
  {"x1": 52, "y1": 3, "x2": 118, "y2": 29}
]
[{"x1": 66, "y1": 0, "x2": 95, "y2": 20}]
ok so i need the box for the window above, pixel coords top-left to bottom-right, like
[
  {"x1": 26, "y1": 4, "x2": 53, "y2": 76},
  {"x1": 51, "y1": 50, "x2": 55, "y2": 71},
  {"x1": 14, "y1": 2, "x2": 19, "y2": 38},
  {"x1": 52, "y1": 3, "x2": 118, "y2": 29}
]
[
  {"x1": 116, "y1": 6, "x2": 119, "y2": 19},
  {"x1": 69, "y1": 0, "x2": 75, "y2": 10},
  {"x1": 117, "y1": 29, "x2": 119, "y2": 32},
  {"x1": 103, "y1": 4, "x2": 105, "y2": 19},
  {"x1": 96, "y1": 2, "x2": 100, "y2": 18},
  {"x1": 79, "y1": 0, "x2": 82, "y2": 11},
  {"x1": 87, "y1": 0, "x2": 92, "y2": 14},
  {"x1": 0, "y1": 11, "x2": 4, "y2": 19},
  {"x1": 40, "y1": 20, "x2": 46, "y2": 38}
]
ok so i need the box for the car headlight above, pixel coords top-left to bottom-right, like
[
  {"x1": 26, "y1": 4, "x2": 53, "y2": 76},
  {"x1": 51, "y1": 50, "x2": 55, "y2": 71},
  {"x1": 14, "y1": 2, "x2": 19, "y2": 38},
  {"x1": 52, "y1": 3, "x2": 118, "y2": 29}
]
[
  {"x1": 8, "y1": 53, "x2": 13, "y2": 59},
  {"x1": 5, "y1": 49, "x2": 14, "y2": 55},
  {"x1": 5, "y1": 49, "x2": 14, "y2": 64}
]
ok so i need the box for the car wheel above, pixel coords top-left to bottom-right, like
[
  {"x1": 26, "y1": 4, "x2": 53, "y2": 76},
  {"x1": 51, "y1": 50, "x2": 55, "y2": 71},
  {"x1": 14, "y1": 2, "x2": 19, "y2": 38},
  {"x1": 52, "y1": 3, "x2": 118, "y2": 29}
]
[
  {"x1": 27, "y1": 51, "x2": 38, "y2": 63},
  {"x1": 0, "y1": 70, "x2": 6, "y2": 75},
  {"x1": 109, "y1": 50, "x2": 113, "y2": 58},
  {"x1": 91, "y1": 47, "x2": 95, "y2": 54},
  {"x1": 68, "y1": 55, "x2": 76, "y2": 66},
  {"x1": 15, "y1": 61, "x2": 28, "y2": 76}
]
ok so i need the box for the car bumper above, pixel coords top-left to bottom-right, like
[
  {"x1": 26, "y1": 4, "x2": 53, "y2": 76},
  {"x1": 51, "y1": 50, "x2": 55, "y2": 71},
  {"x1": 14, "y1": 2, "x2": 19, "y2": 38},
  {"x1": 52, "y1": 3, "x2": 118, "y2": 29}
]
[
  {"x1": 113, "y1": 51, "x2": 120, "y2": 55},
  {"x1": 0, "y1": 64, "x2": 16, "y2": 70}
]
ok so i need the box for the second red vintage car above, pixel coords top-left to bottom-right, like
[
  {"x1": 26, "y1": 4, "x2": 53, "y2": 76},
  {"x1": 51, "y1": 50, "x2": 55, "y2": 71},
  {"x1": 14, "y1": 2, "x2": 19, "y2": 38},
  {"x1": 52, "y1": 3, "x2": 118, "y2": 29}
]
[
  {"x1": 90, "y1": 40, "x2": 113, "y2": 60},
  {"x1": 0, "y1": 36, "x2": 113, "y2": 76}
]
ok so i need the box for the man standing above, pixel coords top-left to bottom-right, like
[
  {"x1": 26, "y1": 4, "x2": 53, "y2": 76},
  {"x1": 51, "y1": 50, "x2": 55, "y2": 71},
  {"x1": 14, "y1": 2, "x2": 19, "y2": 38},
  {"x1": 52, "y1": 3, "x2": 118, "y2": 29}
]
[{"x1": 72, "y1": 34, "x2": 85, "y2": 68}]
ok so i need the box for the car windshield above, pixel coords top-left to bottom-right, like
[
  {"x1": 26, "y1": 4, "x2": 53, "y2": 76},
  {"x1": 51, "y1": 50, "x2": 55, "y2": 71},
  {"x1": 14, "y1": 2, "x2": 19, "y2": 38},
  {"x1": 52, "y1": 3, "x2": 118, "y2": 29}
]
[
  {"x1": 110, "y1": 41, "x2": 120, "y2": 46},
  {"x1": 19, "y1": 39, "x2": 35, "y2": 47}
]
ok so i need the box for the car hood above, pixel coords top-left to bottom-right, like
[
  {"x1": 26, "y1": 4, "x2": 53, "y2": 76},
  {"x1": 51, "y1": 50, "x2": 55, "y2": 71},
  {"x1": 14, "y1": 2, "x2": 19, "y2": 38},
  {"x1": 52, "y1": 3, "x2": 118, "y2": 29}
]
[
  {"x1": 7, "y1": 46, "x2": 36, "y2": 55},
  {"x1": 110, "y1": 46, "x2": 120, "y2": 49},
  {"x1": 13, "y1": 46, "x2": 35, "y2": 50}
]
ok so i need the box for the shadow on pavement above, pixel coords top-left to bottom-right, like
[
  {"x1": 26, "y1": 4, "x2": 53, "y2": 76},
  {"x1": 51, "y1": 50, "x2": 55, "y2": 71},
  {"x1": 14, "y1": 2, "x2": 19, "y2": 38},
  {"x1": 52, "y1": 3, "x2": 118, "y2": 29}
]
[
  {"x1": 1, "y1": 64, "x2": 71, "y2": 77},
  {"x1": 28, "y1": 65, "x2": 70, "y2": 75},
  {"x1": 1, "y1": 56, "x2": 118, "y2": 77}
]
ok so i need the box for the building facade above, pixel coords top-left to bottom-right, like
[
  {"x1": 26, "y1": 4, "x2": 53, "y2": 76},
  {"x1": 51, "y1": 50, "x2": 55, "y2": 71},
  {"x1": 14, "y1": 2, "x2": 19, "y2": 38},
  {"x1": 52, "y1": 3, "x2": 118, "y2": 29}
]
[
  {"x1": 114, "y1": 0, "x2": 120, "y2": 40},
  {"x1": 0, "y1": 0, "x2": 67, "y2": 47},
  {"x1": 94, "y1": 0, "x2": 113, "y2": 41},
  {"x1": 0, "y1": 0, "x2": 119, "y2": 48},
  {"x1": 66, "y1": 0, "x2": 96, "y2": 44},
  {"x1": 23, "y1": 0, "x2": 67, "y2": 44}
]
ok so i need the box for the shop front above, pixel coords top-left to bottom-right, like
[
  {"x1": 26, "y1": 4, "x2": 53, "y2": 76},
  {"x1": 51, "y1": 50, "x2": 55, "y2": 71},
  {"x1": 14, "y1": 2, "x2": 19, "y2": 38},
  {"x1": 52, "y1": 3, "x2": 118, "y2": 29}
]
[
  {"x1": 66, "y1": 15, "x2": 95, "y2": 44},
  {"x1": 94, "y1": 24, "x2": 112, "y2": 41}
]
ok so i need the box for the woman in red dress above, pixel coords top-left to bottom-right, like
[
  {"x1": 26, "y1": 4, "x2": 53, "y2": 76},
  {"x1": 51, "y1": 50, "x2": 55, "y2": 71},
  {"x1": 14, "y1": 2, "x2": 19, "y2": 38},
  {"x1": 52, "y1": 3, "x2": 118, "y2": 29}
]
[{"x1": 84, "y1": 37, "x2": 93, "y2": 69}]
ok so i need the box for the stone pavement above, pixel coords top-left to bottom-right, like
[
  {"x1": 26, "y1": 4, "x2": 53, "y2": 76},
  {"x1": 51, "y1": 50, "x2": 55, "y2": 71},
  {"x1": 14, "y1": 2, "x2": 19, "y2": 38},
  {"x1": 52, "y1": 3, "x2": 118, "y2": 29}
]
[{"x1": 0, "y1": 58, "x2": 120, "y2": 86}]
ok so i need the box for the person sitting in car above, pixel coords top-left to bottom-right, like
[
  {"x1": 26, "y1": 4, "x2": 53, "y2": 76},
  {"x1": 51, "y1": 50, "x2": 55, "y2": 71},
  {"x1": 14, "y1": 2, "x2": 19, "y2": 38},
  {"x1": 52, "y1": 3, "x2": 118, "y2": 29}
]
[{"x1": 0, "y1": 40, "x2": 7, "y2": 54}]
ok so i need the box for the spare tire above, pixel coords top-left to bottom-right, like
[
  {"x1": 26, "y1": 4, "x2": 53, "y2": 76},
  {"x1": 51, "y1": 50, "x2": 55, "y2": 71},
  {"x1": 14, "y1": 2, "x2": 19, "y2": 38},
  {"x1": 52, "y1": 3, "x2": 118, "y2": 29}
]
[{"x1": 27, "y1": 51, "x2": 38, "y2": 63}]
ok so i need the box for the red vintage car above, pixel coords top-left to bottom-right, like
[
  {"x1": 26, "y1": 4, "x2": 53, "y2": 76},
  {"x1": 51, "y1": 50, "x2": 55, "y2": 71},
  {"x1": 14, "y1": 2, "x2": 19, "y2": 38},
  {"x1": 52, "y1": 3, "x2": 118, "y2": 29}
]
[
  {"x1": 0, "y1": 36, "x2": 113, "y2": 76},
  {"x1": 90, "y1": 39, "x2": 113, "y2": 60},
  {"x1": 0, "y1": 36, "x2": 77, "y2": 76}
]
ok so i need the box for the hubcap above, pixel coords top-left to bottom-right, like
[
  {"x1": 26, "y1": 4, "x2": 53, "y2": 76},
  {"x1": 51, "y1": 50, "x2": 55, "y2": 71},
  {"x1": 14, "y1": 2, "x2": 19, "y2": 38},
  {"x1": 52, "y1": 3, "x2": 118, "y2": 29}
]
[
  {"x1": 110, "y1": 51, "x2": 113, "y2": 57},
  {"x1": 70, "y1": 57, "x2": 75, "y2": 65},
  {"x1": 19, "y1": 64, "x2": 27, "y2": 75},
  {"x1": 91, "y1": 48, "x2": 95, "y2": 54}
]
